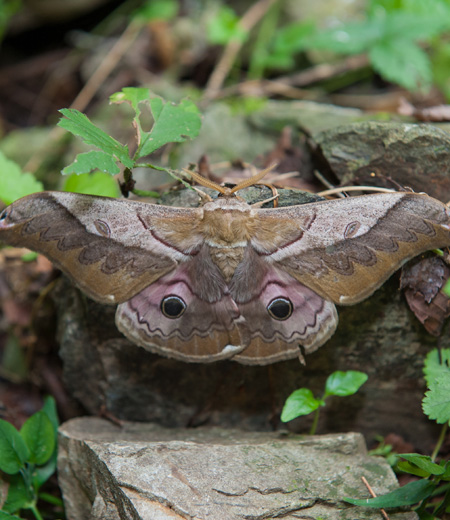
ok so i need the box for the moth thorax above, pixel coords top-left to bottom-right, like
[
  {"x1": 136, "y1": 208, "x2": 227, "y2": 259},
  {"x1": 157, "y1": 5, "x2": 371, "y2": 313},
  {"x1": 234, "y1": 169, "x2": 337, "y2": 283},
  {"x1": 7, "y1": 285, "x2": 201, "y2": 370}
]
[{"x1": 210, "y1": 247, "x2": 245, "y2": 283}]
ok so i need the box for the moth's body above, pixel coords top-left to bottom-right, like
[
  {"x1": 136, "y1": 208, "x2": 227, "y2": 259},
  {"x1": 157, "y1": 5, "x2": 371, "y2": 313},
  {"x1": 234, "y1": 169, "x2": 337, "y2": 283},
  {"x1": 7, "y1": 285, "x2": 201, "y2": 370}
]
[{"x1": 1, "y1": 184, "x2": 450, "y2": 364}]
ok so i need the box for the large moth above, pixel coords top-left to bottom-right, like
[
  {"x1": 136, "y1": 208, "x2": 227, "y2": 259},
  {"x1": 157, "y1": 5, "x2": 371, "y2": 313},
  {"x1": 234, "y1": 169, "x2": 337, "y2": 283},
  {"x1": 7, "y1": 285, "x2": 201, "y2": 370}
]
[{"x1": 1, "y1": 170, "x2": 449, "y2": 365}]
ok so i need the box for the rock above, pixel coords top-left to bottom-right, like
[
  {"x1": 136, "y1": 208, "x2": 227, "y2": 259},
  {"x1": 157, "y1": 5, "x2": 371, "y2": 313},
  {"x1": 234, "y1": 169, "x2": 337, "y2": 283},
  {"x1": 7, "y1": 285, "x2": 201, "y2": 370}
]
[
  {"x1": 58, "y1": 417, "x2": 417, "y2": 520},
  {"x1": 313, "y1": 122, "x2": 450, "y2": 200}
]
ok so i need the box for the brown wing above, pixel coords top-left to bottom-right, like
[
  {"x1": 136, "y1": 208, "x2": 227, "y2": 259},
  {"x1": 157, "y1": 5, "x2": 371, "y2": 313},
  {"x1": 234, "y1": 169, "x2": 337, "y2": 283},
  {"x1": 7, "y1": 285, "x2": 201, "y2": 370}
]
[
  {"x1": 252, "y1": 192, "x2": 450, "y2": 305},
  {"x1": 0, "y1": 192, "x2": 204, "y2": 304}
]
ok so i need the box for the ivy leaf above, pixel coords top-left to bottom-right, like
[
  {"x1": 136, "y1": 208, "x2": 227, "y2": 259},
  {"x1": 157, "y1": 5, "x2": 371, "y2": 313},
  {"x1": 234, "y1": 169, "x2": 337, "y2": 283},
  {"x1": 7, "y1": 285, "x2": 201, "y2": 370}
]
[
  {"x1": 422, "y1": 374, "x2": 450, "y2": 424},
  {"x1": 20, "y1": 411, "x2": 55, "y2": 466},
  {"x1": 58, "y1": 108, "x2": 134, "y2": 169},
  {"x1": 344, "y1": 479, "x2": 435, "y2": 508},
  {"x1": 0, "y1": 419, "x2": 30, "y2": 475},
  {"x1": 280, "y1": 388, "x2": 324, "y2": 422},
  {"x1": 0, "y1": 151, "x2": 43, "y2": 205},
  {"x1": 324, "y1": 371, "x2": 368, "y2": 397},
  {"x1": 61, "y1": 150, "x2": 120, "y2": 176}
]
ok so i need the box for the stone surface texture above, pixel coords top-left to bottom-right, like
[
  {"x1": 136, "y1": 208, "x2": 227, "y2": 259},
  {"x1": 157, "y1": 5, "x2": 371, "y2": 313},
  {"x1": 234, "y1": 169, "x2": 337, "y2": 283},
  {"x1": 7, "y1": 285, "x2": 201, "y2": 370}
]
[
  {"x1": 314, "y1": 121, "x2": 450, "y2": 200},
  {"x1": 58, "y1": 418, "x2": 416, "y2": 520}
]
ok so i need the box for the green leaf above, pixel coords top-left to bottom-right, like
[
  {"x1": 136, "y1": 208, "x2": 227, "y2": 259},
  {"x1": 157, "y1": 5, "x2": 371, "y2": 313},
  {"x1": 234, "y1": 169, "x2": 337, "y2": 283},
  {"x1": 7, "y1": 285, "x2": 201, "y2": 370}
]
[
  {"x1": 0, "y1": 511, "x2": 23, "y2": 519},
  {"x1": 58, "y1": 108, "x2": 134, "y2": 169},
  {"x1": 422, "y1": 373, "x2": 450, "y2": 424},
  {"x1": 396, "y1": 460, "x2": 430, "y2": 478},
  {"x1": 2, "y1": 473, "x2": 32, "y2": 513},
  {"x1": 423, "y1": 348, "x2": 450, "y2": 387},
  {"x1": 399, "y1": 454, "x2": 445, "y2": 475},
  {"x1": 0, "y1": 150, "x2": 43, "y2": 205},
  {"x1": 344, "y1": 479, "x2": 435, "y2": 508},
  {"x1": 20, "y1": 411, "x2": 55, "y2": 466},
  {"x1": 41, "y1": 396, "x2": 59, "y2": 433},
  {"x1": 139, "y1": 98, "x2": 202, "y2": 157},
  {"x1": 324, "y1": 371, "x2": 368, "y2": 397},
  {"x1": 61, "y1": 150, "x2": 120, "y2": 176},
  {"x1": 0, "y1": 420, "x2": 29, "y2": 474},
  {"x1": 63, "y1": 172, "x2": 120, "y2": 197},
  {"x1": 309, "y1": 18, "x2": 383, "y2": 54},
  {"x1": 206, "y1": 5, "x2": 248, "y2": 45},
  {"x1": 135, "y1": 0, "x2": 178, "y2": 21},
  {"x1": 369, "y1": 39, "x2": 432, "y2": 91},
  {"x1": 280, "y1": 388, "x2": 323, "y2": 422}
]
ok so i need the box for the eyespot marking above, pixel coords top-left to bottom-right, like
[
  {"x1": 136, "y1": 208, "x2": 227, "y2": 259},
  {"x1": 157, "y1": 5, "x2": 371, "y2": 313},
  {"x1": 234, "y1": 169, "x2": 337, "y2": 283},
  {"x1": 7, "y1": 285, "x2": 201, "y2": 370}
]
[
  {"x1": 267, "y1": 297, "x2": 293, "y2": 321},
  {"x1": 344, "y1": 221, "x2": 361, "y2": 239},
  {"x1": 94, "y1": 219, "x2": 111, "y2": 237},
  {"x1": 161, "y1": 296, "x2": 186, "y2": 319}
]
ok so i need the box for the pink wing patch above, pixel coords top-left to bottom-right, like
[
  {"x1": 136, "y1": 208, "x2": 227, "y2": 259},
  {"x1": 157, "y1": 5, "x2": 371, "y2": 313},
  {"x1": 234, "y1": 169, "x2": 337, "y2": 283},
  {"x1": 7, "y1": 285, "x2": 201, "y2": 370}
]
[{"x1": 115, "y1": 264, "x2": 250, "y2": 362}]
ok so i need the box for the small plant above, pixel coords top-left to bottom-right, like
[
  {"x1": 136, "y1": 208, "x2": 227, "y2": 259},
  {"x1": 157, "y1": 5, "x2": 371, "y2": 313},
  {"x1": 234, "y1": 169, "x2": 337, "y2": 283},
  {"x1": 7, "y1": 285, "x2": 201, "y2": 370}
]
[
  {"x1": 58, "y1": 88, "x2": 202, "y2": 197},
  {"x1": 0, "y1": 396, "x2": 61, "y2": 519},
  {"x1": 0, "y1": 88, "x2": 202, "y2": 205},
  {"x1": 344, "y1": 348, "x2": 450, "y2": 519},
  {"x1": 281, "y1": 370, "x2": 368, "y2": 435}
]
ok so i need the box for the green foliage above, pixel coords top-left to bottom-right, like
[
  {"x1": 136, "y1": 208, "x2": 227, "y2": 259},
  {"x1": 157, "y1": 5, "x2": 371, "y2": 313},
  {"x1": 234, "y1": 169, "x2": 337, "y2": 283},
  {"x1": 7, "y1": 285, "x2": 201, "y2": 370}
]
[
  {"x1": 0, "y1": 397, "x2": 61, "y2": 519},
  {"x1": 423, "y1": 348, "x2": 450, "y2": 424},
  {"x1": 59, "y1": 88, "x2": 202, "y2": 196},
  {"x1": 0, "y1": 0, "x2": 21, "y2": 42},
  {"x1": 281, "y1": 370, "x2": 367, "y2": 434},
  {"x1": 345, "y1": 349, "x2": 450, "y2": 518},
  {"x1": 134, "y1": 0, "x2": 178, "y2": 22},
  {"x1": 207, "y1": 0, "x2": 450, "y2": 94},
  {"x1": 0, "y1": 151, "x2": 43, "y2": 205},
  {"x1": 206, "y1": 5, "x2": 248, "y2": 45},
  {"x1": 63, "y1": 172, "x2": 120, "y2": 197}
]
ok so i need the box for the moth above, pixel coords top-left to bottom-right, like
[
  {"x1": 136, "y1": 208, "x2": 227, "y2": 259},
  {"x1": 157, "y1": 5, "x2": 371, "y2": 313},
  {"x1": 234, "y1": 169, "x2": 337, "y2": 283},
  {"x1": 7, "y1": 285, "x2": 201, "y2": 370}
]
[{"x1": 1, "y1": 170, "x2": 450, "y2": 365}]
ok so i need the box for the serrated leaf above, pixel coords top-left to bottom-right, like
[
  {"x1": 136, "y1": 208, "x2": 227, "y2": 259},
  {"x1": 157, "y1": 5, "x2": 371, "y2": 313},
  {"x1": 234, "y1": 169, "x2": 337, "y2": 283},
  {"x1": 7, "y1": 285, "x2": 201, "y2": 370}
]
[
  {"x1": 399, "y1": 454, "x2": 445, "y2": 475},
  {"x1": 324, "y1": 371, "x2": 368, "y2": 397},
  {"x1": 280, "y1": 388, "x2": 323, "y2": 422},
  {"x1": 63, "y1": 172, "x2": 119, "y2": 197},
  {"x1": 423, "y1": 348, "x2": 450, "y2": 387},
  {"x1": 61, "y1": 150, "x2": 120, "y2": 176},
  {"x1": 0, "y1": 420, "x2": 29, "y2": 474},
  {"x1": 20, "y1": 411, "x2": 55, "y2": 466},
  {"x1": 110, "y1": 87, "x2": 150, "y2": 114},
  {"x1": 344, "y1": 479, "x2": 435, "y2": 508},
  {"x1": 0, "y1": 150, "x2": 43, "y2": 205},
  {"x1": 369, "y1": 39, "x2": 432, "y2": 91},
  {"x1": 138, "y1": 98, "x2": 201, "y2": 157},
  {"x1": 422, "y1": 374, "x2": 450, "y2": 424},
  {"x1": 58, "y1": 108, "x2": 134, "y2": 169}
]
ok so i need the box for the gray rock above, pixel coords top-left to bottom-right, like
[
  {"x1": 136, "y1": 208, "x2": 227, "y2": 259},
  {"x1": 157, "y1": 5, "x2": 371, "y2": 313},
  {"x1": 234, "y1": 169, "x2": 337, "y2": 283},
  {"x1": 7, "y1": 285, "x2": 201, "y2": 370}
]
[
  {"x1": 313, "y1": 121, "x2": 450, "y2": 200},
  {"x1": 58, "y1": 417, "x2": 416, "y2": 520}
]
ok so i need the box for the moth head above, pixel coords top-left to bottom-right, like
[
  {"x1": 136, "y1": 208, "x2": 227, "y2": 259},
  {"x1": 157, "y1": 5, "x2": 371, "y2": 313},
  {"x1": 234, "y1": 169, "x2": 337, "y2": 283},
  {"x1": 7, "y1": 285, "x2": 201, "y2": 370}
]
[{"x1": 185, "y1": 163, "x2": 277, "y2": 199}]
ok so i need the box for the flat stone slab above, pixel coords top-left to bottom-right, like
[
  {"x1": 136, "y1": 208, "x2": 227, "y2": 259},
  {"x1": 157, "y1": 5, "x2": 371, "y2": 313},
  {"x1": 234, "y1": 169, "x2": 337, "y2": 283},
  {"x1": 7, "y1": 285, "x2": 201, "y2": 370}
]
[{"x1": 58, "y1": 418, "x2": 416, "y2": 520}]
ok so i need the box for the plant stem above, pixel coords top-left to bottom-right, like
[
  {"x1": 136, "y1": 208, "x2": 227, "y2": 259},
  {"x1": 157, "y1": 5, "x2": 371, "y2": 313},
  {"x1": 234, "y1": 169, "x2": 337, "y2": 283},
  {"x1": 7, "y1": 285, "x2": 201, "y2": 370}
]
[
  {"x1": 310, "y1": 408, "x2": 320, "y2": 435},
  {"x1": 30, "y1": 503, "x2": 44, "y2": 520},
  {"x1": 431, "y1": 422, "x2": 448, "y2": 461}
]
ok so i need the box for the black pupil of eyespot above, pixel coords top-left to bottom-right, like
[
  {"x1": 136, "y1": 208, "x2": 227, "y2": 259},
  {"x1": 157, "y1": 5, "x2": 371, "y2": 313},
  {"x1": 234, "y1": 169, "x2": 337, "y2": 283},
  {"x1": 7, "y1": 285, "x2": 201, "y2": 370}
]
[
  {"x1": 267, "y1": 298, "x2": 293, "y2": 320},
  {"x1": 161, "y1": 296, "x2": 186, "y2": 318}
]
